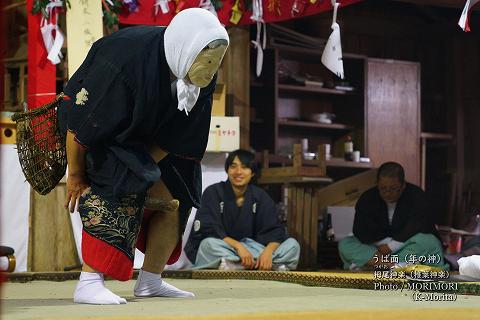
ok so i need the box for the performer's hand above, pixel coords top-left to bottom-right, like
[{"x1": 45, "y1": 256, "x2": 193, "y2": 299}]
[
  {"x1": 65, "y1": 173, "x2": 90, "y2": 213},
  {"x1": 255, "y1": 249, "x2": 273, "y2": 270},
  {"x1": 235, "y1": 244, "x2": 255, "y2": 269}
]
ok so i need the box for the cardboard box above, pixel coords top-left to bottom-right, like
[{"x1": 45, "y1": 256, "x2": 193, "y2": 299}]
[
  {"x1": 206, "y1": 116, "x2": 239, "y2": 152},
  {"x1": 327, "y1": 206, "x2": 355, "y2": 241}
]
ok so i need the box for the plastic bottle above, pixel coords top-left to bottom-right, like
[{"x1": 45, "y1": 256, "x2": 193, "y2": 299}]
[
  {"x1": 325, "y1": 213, "x2": 335, "y2": 241},
  {"x1": 344, "y1": 136, "x2": 353, "y2": 161}
]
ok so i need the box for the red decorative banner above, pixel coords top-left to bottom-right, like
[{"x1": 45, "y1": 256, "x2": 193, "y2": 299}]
[
  {"x1": 119, "y1": 0, "x2": 363, "y2": 26},
  {"x1": 27, "y1": 0, "x2": 57, "y2": 110},
  {"x1": 0, "y1": 4, "x2": 5, "y2": 109}
]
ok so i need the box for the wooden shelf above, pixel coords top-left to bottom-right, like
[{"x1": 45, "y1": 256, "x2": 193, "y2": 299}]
[
  {"x1": 420, "y1": 132, "x2": 454, "y2": 140},
  {"x1": 325, "y1": 157, "x2": 373, "y2": 169},
  {"x1": 258, "y1": 153, "x2": 373, "y2": 169},
  {"x1": 278, "y1": 119, "x2": 353, "y2": 131},
  {"x1": 269, "y1": 43, "x2": 323, "y2": 56},
  {"x1": 270, "y1": 43, "x2": 367, "y2": 61},
  {"x1": 257, "y1": 175, "x2": 332, "y2": 185},
  {"x1": 278, "y1": 84, "x2": 353, "y2": 95}
]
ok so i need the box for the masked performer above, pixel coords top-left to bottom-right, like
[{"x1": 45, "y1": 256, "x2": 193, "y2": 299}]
[{"x1": 58, "y1": 8, "x2": 229, "y2": 304}]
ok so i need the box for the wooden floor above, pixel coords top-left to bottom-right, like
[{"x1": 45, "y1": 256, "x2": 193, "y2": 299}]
[{"x1": 3, "y1": 276, "x2": 480, "y2": 320}]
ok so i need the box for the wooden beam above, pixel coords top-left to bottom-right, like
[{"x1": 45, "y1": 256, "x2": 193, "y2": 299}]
[
  {"x1": 391, "y1": 0, "x2": 470, "y2": 9},
  {"x1": 2, "y1": 1, "x2": 26, "y2": 11}
]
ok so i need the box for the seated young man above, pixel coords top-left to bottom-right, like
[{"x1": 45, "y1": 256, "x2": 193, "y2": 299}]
[
  {"x1": 338, "y1": 161, "x2": 449, "y2": 270},
  {"x1": 184, "y1": 149, "x2": 300, "y2": 271}
]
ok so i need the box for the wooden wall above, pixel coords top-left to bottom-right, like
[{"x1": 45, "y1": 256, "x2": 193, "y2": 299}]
[
  {"x1": 454, "y1": 37, "x2": 480, "y2": 224},
  {"x1": 290, "y1": 0, "x2": 480, "y2": 226}
]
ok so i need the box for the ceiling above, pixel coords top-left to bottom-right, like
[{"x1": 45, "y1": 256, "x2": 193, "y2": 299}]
[{"x1": 392, "y1": 0, "x2": 473, "y2": 9}]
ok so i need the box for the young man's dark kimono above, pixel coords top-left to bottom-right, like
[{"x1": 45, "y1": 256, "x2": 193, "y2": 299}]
[{"x1": 185, "y1": 181, "x2": 300, "y2": 270}]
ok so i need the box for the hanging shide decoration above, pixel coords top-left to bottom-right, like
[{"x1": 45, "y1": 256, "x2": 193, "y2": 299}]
[
  {"x1": 32, "y1": 0, "x2": 70, "y2": 16},
  {"x1": 321, "y1": 0, "x2": 344, "y2": 79},
  {"x1": 229, "y1": 0, "x2": 243, "y2": 24},
  {"x1": 154, "y1": 0, "x2": 171, "y2": 15},
  {"x1": 119, "y1": 0, "x2": 362, "y2": 28},
  {"x1": 250, "y1": 0, "x2": 266, "y2": 77},
  {"x1": 458, "y1": 0, "x2": 480, "y2": 31},
  {"x1": 267, "y1": 0, "x2": 281, "y2": 16},
  {"x1": 199, "y1": 0, "x2": 218, "y2": 17},
  {"x1": 29, "y1": 0, "x2": 362, "y2": 70},
  {"x1": 291, "y1": 0, "x2": 307, "y2": 17},
  {"x1": 32, "y1": 0, "x2": 363, "y2": 31},
  {"x1": 38, "y1": 0, "x2": 65, "y2": 65}
]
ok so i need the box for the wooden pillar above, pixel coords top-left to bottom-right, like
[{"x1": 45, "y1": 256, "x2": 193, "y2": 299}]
[
  {"x1": 224, "y1": 27, "x2": 250, "y2": 149},
  {"x1": 448, "y1": 38, "x2": 465, "y2": 228},
  {"x1": 28, "y1": 182, "x2": 80, "y2": 271}
]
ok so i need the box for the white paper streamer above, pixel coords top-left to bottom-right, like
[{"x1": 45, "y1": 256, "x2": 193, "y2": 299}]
[
  {"x1": 458, "y1": 0, "x2": 480, "y2": 32},
  {"x1": 154, "y1": 0, "x2": 171, "y2": 15},
  {"x1": 250, "y1": 0, "x2": 266, "y2": 77},
  {"x1": 40, "y1": 0, "x2": 64, "y2": 65},
  {"x1": 321, "y1": 1, "x2": 344, "y2": 79},
  {"x1": 199, "y1": 0, "x2": 218, "y2": 17}
]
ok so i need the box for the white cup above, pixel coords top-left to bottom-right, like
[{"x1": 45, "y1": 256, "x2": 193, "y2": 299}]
[
  {"x1": 301, "y1": 138, "x2": 309, "y2": 153},
  {"x1": 352, "y1": 150, "x2": 360, "y2": 162},
  {"x1": 325, "y1": 144, "x2": 331, "y2": 159}
]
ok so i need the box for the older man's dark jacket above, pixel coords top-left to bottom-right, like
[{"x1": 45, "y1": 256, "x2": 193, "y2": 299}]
[{"x1": 353, "y1": 183, "x2": 437, "y2": 244}]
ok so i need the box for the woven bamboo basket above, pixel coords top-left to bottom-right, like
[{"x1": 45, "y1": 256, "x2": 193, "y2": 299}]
[{"x1": 11, "y1": 93, "x2": 67, "y2": 195}]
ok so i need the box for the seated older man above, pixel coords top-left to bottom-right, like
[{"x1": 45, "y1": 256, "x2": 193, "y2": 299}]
[
  {"x1": 339, "y1": 162, "x2": 448, "y2": 270},
  {"x1": 185, "y1": 149, "x2": 300, "y2": 271}
]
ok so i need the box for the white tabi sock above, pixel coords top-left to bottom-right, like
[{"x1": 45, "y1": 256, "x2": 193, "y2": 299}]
[
  {"x1": 73, "y1": 272, "x2": 127, "y2": 305},
  {"x1": 134, "y1": 269, "x2": 195, "y2": 298}
]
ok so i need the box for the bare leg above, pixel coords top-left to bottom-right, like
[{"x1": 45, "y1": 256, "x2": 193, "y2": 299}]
[
  {"x1": 142, "y1": 179, "x2": 180, "y2": 273},
  {"x1": 134, "y1": 179, "x2": 194, "y2": 298},
  {"x1": 82, "y1": 263, "x2": 96, "y2": 272},
  {"x1": 142, "y1": 211, "x2": 180, "y2": 272}
]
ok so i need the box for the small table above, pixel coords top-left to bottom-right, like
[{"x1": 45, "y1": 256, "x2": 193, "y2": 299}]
[{"x1": 258, "y1": 146, "x2": 332, "y2": 268}]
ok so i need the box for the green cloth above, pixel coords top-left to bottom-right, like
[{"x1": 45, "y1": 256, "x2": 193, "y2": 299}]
[{"x1": 338, "y1": 233, "x2": 449, "y2": 270}]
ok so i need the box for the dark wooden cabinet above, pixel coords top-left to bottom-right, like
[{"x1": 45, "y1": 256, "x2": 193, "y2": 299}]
[
  {"x1": 365, "y1": 59, "x2": 421, "y2": 185},
  {"x1": 250, "y1": 45, "x2": 421, "y2": 183}
]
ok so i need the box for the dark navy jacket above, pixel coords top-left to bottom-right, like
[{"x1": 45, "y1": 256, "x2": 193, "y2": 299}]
[
  {"x1": 353, "y1": 183, "x2": 437, "y2": 243},
  {"x1": 185, "y1": 181, "x2": 289, "y2": 262}
]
